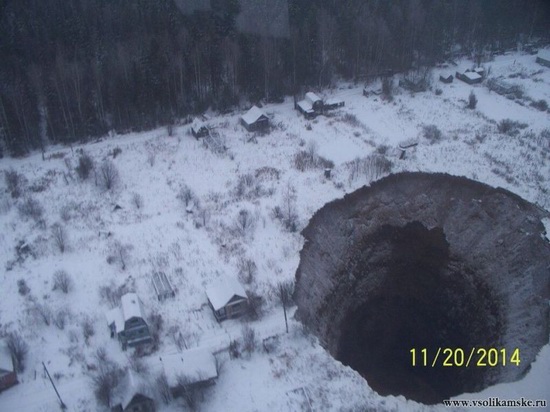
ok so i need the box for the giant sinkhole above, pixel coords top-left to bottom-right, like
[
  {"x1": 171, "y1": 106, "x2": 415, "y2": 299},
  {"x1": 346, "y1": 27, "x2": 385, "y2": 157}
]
[{"x1": 294, "y1": 173, "x2": 550, "y2": 405}]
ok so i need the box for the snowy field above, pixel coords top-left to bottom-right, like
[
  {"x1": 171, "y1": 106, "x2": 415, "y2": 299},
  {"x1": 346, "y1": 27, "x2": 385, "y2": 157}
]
[{"x1": 0, "y1": 51, "x2": 549, "y2": 411}]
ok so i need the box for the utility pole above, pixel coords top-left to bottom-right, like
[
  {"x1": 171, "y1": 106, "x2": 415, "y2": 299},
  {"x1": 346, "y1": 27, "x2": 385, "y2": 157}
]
[{"x1": 42, "y1": 362, "x2": 67, "y2": 410}]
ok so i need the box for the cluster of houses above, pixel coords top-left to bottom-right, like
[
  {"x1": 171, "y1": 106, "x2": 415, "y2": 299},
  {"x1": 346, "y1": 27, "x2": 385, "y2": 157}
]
[
  {"x1": 104, "y1": 277, "x2": 248, "y2": 411},
  {"x1": 190, "y1": 91, "x2": 345, "y2": 138}
]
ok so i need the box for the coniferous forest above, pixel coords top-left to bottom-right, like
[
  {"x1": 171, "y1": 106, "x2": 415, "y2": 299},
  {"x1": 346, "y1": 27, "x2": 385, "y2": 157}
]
[{"x1": 0, "y1": 0, "x2": 548, "y2": 157}]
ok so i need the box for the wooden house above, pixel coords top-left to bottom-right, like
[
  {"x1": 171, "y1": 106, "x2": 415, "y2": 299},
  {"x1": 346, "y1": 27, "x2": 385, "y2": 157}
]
[
  {"x1": 240, "y1": 106, "x2": 269, "y2": 132},
  {"x1": 106, "y1": 293, "x2": 153, "y2": 350},
  {"x1": 0, "y1": 340, "x2": 17, "y2": 392},
  {"x1": 190, "y1": 117, "x2": 210, "y2": 139},
  {"x1": 456, "y1": 70, "x2": 482, "y2": 85},
  {"x1": 154, "y1": 347, "x2": 218, "y2": 398},
  {"x1": 206, "y1": 278, "x2": 248, "y2": 321},
  {"x1": 536, "y1": 51, "x2": 550, "y2": 68},
  {"x1": 111, "y1": 370, "x2": 155, "y2": 412},
  {"x1": 297, "y1": 92, "x2": 323, "y2": 118},
  {"x1": 439, "y1": 74, "x2": 453, "y2": 84},
  {"x1": 152, "y1": 271, "x2": 175, "y2": 302}
]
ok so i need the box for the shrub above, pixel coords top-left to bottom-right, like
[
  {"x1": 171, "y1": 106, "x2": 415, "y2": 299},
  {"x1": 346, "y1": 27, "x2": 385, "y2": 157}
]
[
  {"x1": 423, "y1": 124, "x2": 443, "y2": 143},
  {"x1": 237, "y1": 257, "x2": 257, "y2": 285},
  {"x1": 75, "y1": 153, "x2": 94, "y2": 180},
  {"x1": 530, "y1": 99, "x2": 548, "y2": 111},
  {"x1": 234, "y1": 173, "x2": 263, "y2": 200},
  {"x1": 435, "y1": 88, "x2": 443, "y2": 96},
  {"x1": 131, "y1": 192, "x2": 143, "y2": 209},
  {"x1": 98, "y1": 160, "x2": 119, "y2": 191},
  {"x1": 234, "y1": 209, "x2": 255, "y2": 238},
  {"x1": 497, "y1": 119, "x2": 528, "y2": 136},
  {"x1": 468, "y1": 90, "x2": 478, "y2": 109},
  {"x1": 53, "y1": 269, "x2": 72, "y2": 293},
  {"x1": 17, "y1": 279, "x2": 30, "y2": 296},
  {"x1": 82, "y1": 316, "x2": 95, "y2": 345},
  {"x1": 4, "y1": 169, "x2": 25, "y2": 198},
  {"x1": 111, "y1": 147, "x2": 122, "y2": 158},
  {"x1": 6, "y1": 331, "x2": 28, "y2": 372},
  {"x1": 241, "y1": 324, "x2": 256, "y2": 357},
  {"x1": 51, "y1": 223, "x2": 68, "y2": 253},
  {"x1": 177, "y1": 185, "x2": 195, "y2": 207},
  {"x1": 18, "y1": 196, "x2": 44, "y2": 222},
  {"x1": 33, "y1": 302, "x2": 52, "y2": 326},
  {"x1": 92, "y1": 362, "x2": 124, "y2": 407},
  {"x1": 53, "y1": 308, "x2": 70, "y2": 330},
  {"x1": 156, "y1": 373, "x2": 172, "y2": 404}
]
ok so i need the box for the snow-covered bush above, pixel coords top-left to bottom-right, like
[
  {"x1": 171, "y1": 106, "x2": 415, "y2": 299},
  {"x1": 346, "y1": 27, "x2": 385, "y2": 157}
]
[
  {"x1": 156, "y1": 373, "x2": 172, "y2": 404},
  {"x1": 17, "y1": 279, "x2": 30, "y2": 296},
  {"x1": 107, "y1": 240, "x2": 133, "y2": 271},
  {"x1": 52, "y1": 269, "x2": 72, "y2": 293},
  {"x1": 92, "y1": 353, "x2": 124, "y2": 408},
  {"x1": 98, "y1": 159, "x2": 119, "y2": 191},
  {"x1": 234, "y1": 173, "x2": 264, "y2": 200},
  {"x1": 98, "y1": 282, "x2": 130, "y2": 308},
  {"x1": 530, "y1": 99, "x2": 548, "y2": 111},
  {"x1": 53, "y1": 307, "x2": 70, "y2": 330},
  {"x1": 423, "y1": 124, "x2": 443, "y2": 143},
  {"x1": 51, "y1": 222, "x2": 68, "y2": 253},
  {"x1": 17, "y1": 196, "x2": 44, "y2": 222},
  {"x1": 4, "y1": 168, "x2": 26, "y2": 198},
  {"x1": 5, "y1": 331, "x2": 28, "y2": 372},
  {"x1": 32, "y1": 302, "x2": 52, "y2": 326},
  {"x1": 82, "y1": 316, "x2": 95, "y2": 345},
  {"x1": 75, "y1": 153, "x2": 94, "y2": 180},
  {"x1": 293, "y1": 147, "x2": 334, "y2": 172},
  {"x1": 131, "y1": 192, "x2": 143, "y2": 209},
  {"x1": 234, "y1": 208, "x2": 256, "y2": 238},
  {"x1": 237, "y1": 257, "x2": 257, "y2": 285},
  {"x1": 177, "y1": 184, "x2": 195, "y2": 207},
  {"x1": 468, "y1": 90, "x2": 478, "y2": 109},
  {"x1": 497, "y1": 119, "x2": 528, "y2": 136},
  {"x1": 241, "y1": 324, "x2": 256, "y2": 357}
]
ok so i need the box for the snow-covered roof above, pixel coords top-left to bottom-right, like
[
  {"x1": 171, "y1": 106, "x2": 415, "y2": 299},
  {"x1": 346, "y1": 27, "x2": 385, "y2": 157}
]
[
  {"x1": 463, "y1": 71, "x2": 482, "y2": 81},
  {"x1": 190, "y1": 117, "x2": 208, "y2": 131},
  {"x1": 325, "y1": 98, "x2": 344, "y2": 106},
  {"x1": 297, "y1": 100, "x2": 314, "y2": 114},
  {"x1": 0, "y1": 339, "x2": 14, "y2": 373},
  {"x1": 537, "y1": 50, "x2": 550, "y2": 61},
  {"x1": 206, "y1": 277, "x2": 247, "y2": 311},
  {"x1": 305, "y1": 92, "x2": 322, "y2": 105},
  {"x1": 241, "y1": 106, "x2": 268, "y2": 125},
  {"x1": 105, "y1": 307, "x2": 125, "y2": 333},
  {"x1": 112, "y1": 370, "x2": 152, "y2": 410},
  {"x1": 157, "y1": 348, "x2": 218, "y2": 386},
  {"x1": 121, "y1": 293, "x2": 146, "y2": 322}
]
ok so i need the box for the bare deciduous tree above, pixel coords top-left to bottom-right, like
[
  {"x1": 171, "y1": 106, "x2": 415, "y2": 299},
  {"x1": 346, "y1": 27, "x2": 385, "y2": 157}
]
[
  {"x1": 110, "y1": 241, "x2": 132, "y2": 271},
  {"x1": 51, "y1": 222, "x2": 68, "y2": 253},
  {"x1": 241, "y1": 324, "x2": 256, "y2": 358},
  {"x1": 53, "y1": 269, "x2": 72, "y2": 293},
  {"x1": 237, "y1": 257, "x2": 257, "y2": 285},
  {"x1": 234, "y1": 208, "x2": 255, "y2": 237},
  {"x1": 177, "y1": 184, "x2": 195, "y2": 207},
  {"x1": 131, "y1": 192, "x2": 143, "y2": 209},
  {"x1": 98, "y1": 159, "x2": 119, "y2": 191},
  {"x1": 6, "y1": 331, "x2": 28, "y2": 372},
  {"x1": 82, "y1": 316, "x2": 95, "y2": 345},
  {"x1": 277, "y1": 280, "x2": 294, "y2": 333}
]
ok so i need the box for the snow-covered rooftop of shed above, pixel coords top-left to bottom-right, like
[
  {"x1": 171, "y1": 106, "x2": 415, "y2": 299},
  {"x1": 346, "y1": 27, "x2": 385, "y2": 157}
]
[
  {"x1": 112, "y1": 370, "x2": 152, "y2": 410},
  {"x1": 241, "y1": 106, "x2": 267, "y2": 125},
  {"x1": 153, "y1": 348, "x2": 218, "y2": 386},
  {"x1": 305, "y1": 92, "x2": 322, "y2": 104},
  {"x1": 463, "y1": 71, "x2": 482, "y2": 80},
  {"x1": 537, "y1": 49, "x2": 550, "y2": 61},
  {"x1": 0, "y1": 340, "x2": 13, "y2": 373},
  {"x1": 206, "y1": 277, "x2": 247, "y2": 311},
  {"x1": 297, "y1": 100, "x2": 314, "y2": 113},
  {"x1": 121, "y1": 293, "x2": 145, "y2": 321},
  {"x1": 190, "y1": 117, "x2": 208, "y2": 131}
]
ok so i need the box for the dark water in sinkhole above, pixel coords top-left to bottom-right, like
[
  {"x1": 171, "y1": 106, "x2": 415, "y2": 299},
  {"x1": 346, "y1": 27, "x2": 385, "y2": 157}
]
[{"x1": 336, "y1": 222, "x2": 502, "y2": 404}]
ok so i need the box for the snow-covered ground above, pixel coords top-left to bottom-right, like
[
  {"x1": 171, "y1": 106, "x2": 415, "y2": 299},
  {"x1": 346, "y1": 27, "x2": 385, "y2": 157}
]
[{"x1": 0, "y1": 51, "x2": 549, "y2": 411}]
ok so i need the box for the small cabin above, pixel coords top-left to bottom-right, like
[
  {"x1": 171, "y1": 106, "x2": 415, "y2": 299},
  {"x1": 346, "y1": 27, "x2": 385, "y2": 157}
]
[
  {"x1": 297, "y1": 92, "x2": 323, "y2": 118},
  {"x1": 439, "y1": 74, "x2": 453, "y2": 84},
  {"x1": 155, "y1": 347, "x2": 218, "y2": 398},
  {"x1": 536, "y1": 51, "x2": 550, "y2": 68},
  {"x1": 152, "y1": 271, "x2": 175, "y2": 302},
  {"x1": 206, "y1": 278, "x2": 248, "y2": 321},
  {"x1": 190, "y1": 118, "x2": 210, "y2": 139},
  {"x1": 0, "y1": 339, "x2": 17, "y2": 392},
  {"x1": 456, "y1": 70, "x2": 482, "y2": 85},
  {"x1": 106, "y1": 293, "x2": 153, "y2": 350},
  {"x1": 111, "y1": 370, "x2": 155, "y2": 412},
  {"x1": 240, "y1": 106, "x2": 269, "y2": 132}
]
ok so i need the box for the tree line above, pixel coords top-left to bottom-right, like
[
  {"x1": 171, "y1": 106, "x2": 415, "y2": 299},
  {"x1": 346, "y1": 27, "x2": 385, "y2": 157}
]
[{"x1": 0, "y1": 0, "x2": 548, "y2": 157}]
